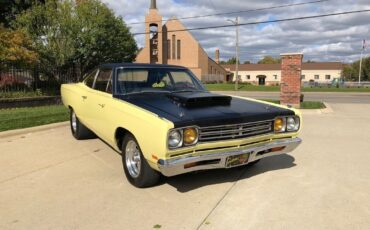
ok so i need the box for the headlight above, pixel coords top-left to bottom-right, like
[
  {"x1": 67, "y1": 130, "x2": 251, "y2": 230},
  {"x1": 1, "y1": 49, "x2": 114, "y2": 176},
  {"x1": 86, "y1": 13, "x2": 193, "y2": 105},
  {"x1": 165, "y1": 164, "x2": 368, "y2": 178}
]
[
  {"x1": 168, "y1": 127, "x2": 199, "y2": 149},
  {"x1": 183, "y1": 127, "x2": 198, "y2": 145},
  {"x1": 168, "y1": 130, "x2": 182, "y2": 148},
  {"x1": 274, "y1": 117, "x2": 286, "y2": 133},
  {"x1": 286, "y1": 116, "x2": 300, "y2": 131},
  {"x1": 274, "y1": 116, "x2": 300, "y2": 133}
]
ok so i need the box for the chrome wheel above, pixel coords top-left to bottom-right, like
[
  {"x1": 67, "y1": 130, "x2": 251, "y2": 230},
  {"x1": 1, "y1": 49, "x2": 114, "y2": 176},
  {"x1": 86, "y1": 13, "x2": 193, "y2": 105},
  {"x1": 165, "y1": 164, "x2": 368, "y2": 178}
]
[
  {"x1": 125, "y1": 140, "x2": 141, "y2": 178},
  {"x1": 71, "y1": 111, "x2": 77, "y2": 133}
]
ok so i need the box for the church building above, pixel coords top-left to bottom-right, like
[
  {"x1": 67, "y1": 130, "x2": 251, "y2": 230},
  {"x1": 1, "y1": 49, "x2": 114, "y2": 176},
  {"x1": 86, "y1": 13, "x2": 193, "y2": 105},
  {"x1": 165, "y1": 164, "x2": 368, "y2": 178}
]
[{"x1": 136, "y1": 0, "x2": 227, "y2": 82}]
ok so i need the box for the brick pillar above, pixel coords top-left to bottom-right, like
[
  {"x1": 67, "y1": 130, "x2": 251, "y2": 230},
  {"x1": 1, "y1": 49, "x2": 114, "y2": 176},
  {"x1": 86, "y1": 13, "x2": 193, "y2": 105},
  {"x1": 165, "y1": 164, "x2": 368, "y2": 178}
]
[{"x1": 280, "y1": 53, "x2": 303, "y2": 108}]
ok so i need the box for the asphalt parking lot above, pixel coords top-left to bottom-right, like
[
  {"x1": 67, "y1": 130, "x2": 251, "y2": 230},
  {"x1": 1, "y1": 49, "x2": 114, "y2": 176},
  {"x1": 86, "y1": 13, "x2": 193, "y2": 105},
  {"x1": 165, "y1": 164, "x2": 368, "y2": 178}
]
[{"x1": 1, "y1": 102, "x2": 370, "y2": 230}]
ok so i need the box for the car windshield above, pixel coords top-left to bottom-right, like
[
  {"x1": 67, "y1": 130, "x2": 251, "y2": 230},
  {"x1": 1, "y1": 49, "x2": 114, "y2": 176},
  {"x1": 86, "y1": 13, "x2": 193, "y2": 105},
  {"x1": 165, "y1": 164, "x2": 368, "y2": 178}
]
[{"x1": 116, "y1": 68, "x2": 206, "y2": 95}]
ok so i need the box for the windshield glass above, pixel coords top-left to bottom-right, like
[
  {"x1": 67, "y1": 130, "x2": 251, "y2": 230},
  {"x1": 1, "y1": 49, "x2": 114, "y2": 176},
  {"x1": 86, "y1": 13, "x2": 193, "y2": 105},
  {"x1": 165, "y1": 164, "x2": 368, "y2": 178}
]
[{"x1": 116, "y1": 68, "x2": 205, "y2": 94}]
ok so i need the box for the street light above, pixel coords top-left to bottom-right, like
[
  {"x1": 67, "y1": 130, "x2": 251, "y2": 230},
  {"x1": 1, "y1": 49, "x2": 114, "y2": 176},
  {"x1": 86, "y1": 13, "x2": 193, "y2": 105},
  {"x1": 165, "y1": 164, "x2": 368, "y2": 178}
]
[{"x1": 227, "y1": 17, "x2": 240, "y2": 91}]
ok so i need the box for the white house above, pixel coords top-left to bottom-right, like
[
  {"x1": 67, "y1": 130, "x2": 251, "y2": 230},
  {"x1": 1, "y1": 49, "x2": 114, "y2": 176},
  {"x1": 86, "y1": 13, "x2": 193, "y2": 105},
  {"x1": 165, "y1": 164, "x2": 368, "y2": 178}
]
[{"x1": 222, "y1": 62, "x2": 343, "y2": 85}]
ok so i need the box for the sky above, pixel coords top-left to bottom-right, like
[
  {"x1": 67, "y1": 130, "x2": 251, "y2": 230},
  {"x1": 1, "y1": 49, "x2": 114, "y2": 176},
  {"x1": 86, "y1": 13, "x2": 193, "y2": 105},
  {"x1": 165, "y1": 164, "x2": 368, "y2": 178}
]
[{"x1": 101, "y1": 0, "x2": 370, "y2": 63}]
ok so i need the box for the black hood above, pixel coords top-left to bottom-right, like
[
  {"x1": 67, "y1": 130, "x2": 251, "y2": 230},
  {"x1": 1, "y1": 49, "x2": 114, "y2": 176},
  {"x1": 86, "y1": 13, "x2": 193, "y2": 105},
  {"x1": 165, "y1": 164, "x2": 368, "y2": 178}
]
[
  {"x1": 167, "y1": 92, "x2": 231, "y2": 108},
  {"x1": 117, "y1": 92, "x2": 295, "y2": 128}
]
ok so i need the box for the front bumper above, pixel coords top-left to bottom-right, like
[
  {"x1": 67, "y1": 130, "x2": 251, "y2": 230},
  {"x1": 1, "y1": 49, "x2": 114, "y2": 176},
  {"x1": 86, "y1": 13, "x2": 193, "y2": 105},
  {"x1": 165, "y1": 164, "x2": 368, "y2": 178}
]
[{"x1": 157, "y1": 137, "x2": 302, "y2": 177}]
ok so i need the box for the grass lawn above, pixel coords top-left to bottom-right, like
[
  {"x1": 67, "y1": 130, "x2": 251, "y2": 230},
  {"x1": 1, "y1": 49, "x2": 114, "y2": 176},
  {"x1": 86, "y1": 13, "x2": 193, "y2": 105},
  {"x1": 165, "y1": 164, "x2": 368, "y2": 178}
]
[
  {"x1": 206, "y1": 84, "x2": 280, "y2": 91},
  {"x1": 261, "y1": 99, "x2": 326, "y2": 109},
  {"x1": 205, "y1": 83, "x2": 370, "y2": 92},
  {"x1": 0, "y1": 105, "x2": 69, "y2": 132}
]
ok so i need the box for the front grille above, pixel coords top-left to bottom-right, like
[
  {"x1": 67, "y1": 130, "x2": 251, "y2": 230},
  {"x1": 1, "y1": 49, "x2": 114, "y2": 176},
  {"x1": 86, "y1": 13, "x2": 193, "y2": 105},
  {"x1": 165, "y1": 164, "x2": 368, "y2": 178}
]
[{"x1": 198, "y1": 120, "x2": 273, "y2": 142}]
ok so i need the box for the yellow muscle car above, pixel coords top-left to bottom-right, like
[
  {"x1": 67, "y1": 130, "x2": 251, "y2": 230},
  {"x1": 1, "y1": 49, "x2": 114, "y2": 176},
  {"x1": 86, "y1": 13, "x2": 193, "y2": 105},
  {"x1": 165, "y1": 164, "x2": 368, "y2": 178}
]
[{"x1": 61, "y1": 63, "x2": 302, "y2": 188}]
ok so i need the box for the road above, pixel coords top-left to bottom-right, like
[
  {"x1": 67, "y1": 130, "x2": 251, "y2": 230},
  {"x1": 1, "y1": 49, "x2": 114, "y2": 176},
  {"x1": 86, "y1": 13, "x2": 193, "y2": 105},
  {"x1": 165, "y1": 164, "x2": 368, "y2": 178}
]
[
  {"x1": 214, "y1": 91, "x2": 370, "y2": 104},
  {"x1": 1, "y1": 103, "x2": 370, "y2": 230}
]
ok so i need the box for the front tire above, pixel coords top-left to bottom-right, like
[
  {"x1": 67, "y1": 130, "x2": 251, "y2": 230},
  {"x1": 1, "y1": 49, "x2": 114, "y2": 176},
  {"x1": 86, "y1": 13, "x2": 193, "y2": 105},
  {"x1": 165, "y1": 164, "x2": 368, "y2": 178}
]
[
  {"x1": 122, "y1": 134, "x2": 160, "y2": 188},
  {"x1": 70, "y1": 109, "x2": 95, "y2": 140}
]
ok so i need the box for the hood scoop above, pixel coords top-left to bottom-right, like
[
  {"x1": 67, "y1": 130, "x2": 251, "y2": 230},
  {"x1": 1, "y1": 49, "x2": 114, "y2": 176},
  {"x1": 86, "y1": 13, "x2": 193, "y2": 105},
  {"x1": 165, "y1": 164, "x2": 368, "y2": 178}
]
[{"x1": 168, "y1": 92, "x2": 232, "y2": 108}]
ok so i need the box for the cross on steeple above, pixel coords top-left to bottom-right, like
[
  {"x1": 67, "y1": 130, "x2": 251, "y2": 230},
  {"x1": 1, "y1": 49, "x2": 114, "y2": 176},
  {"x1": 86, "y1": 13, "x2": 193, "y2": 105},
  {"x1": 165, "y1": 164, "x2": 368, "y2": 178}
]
[{"x1": 150, "y1": 0, "x2": 157, "y2": 9}]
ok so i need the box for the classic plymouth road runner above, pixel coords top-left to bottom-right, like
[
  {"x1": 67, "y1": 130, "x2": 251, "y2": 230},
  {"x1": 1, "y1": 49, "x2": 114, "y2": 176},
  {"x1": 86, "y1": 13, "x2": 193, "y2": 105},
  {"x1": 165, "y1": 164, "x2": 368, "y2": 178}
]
[{"x1": 61, "y1": 63, "x2": 302, "y2": 187}]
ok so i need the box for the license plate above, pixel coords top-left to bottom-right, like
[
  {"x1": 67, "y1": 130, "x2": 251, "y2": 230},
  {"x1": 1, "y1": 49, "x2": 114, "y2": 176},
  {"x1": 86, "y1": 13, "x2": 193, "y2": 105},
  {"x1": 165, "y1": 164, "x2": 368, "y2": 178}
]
[{"x1": 226, "y1": 153, "x2": 250, "y2": 168}]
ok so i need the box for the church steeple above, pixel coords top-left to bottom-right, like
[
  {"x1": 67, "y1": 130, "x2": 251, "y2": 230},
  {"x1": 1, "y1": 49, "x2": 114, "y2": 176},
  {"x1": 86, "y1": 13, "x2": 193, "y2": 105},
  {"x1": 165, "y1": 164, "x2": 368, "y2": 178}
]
[{"x1": 150, "y1": 0, "x2": 157, "y2": 9}]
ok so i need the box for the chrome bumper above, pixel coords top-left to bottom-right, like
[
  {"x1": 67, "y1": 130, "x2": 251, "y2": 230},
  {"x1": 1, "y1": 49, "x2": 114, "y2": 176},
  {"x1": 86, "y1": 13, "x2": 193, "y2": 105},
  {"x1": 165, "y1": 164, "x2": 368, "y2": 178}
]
[{"x1": 158, "y1": 138, "x2": 302, "y2": 177}]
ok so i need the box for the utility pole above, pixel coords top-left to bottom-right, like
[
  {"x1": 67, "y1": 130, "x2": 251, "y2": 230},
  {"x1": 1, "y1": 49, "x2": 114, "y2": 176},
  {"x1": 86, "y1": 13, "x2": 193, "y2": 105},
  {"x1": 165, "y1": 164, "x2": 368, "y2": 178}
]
[
  {"x1": 359, "y1": 39, "x2": 367, "y2": 85},
  {"x1": 359, "y1": 48, "x2": 363, "y2": 85},
  {"x1": 228, "y1": 17, "x2": 240, "y2": 91}
]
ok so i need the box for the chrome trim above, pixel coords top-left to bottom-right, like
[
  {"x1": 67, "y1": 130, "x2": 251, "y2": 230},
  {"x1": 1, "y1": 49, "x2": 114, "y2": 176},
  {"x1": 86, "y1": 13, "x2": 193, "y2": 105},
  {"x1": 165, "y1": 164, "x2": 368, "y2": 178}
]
[
  {"x1": 198, "y1": 120, "x2": 273, "y2": 142},
  {"x1": 125, "y1": 140, "x2": 142, "y2": 178},
  {"x1": 200, "y1": 119, "x2": 273, "y2": 129},
  {"x1": 158, "y1": 137, "x2": 302, "y2": 177},
  {"x1": 199, "y1": 124, "x2": 271, "y2": 136},
  {"x1": 71, "y1": 112, "x2": 77, "y2": 133}
]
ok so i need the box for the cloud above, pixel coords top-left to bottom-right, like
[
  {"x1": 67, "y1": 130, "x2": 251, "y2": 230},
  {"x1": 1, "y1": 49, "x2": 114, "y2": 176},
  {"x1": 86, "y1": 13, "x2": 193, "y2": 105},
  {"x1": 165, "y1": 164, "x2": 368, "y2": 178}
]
[{"x1": 102, "y1": 0, "x2": 370, "y2": 63}]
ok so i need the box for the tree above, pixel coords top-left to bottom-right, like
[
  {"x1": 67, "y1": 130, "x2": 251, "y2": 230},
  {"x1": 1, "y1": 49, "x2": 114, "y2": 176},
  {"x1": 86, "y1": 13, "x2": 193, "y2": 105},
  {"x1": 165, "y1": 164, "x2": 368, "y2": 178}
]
[
  {"x1": 0, "y1": 0, "x2": 45, "y2": 28},
  {"x1": 342, "y1": 65, "x2": 355, "y2": 81},
  {"x1": 257, "y1": 56, "x2": 281, "y2": 64},
  {"x1": 341, "y1": 57, "x2": 370, "y2": 81},
  {"x1": 74, "y1": 0, "x2": 138, "y2": 74},
  {"x1": 0, "y1": 26, "x2": 38, "y2": 66},
  {"x1": 15, "y1": 0, "x2": 77, "y2": 70},
  {"x1": 220, "y1": 56, "x2": 240, "y2": 65},
  {"x1": 14, "y1": 0, "x2": 137, "y2": 75},
  {"x1": 243, "y1": 60, "x2": 251, "y2": 64}
]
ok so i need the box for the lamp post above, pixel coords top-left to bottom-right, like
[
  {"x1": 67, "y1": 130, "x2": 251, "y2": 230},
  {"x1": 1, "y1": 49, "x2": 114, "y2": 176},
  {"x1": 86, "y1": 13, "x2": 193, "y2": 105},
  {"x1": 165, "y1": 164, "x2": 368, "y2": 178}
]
[{"x1": 227, "y1": 17, "x2": 240, "y2": 91}]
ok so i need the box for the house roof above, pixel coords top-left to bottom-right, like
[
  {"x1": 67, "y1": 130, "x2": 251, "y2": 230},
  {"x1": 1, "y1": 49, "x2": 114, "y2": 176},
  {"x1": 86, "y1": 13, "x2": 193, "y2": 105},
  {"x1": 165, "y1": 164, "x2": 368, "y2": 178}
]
[
  {"x1": 222, "y1": 62, "x2": 343, "y2": 71},
  {"x1": 100, "y1": 63, "x2": 187, "y2": 69}
]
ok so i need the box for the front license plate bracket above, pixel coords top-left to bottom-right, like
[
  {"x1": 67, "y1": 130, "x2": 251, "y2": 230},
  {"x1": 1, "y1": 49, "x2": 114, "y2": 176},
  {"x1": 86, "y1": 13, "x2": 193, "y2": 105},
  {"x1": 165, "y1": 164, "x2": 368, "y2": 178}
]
[{"x1": 225, "y1": 152, "x2": 251, "y2": 168}]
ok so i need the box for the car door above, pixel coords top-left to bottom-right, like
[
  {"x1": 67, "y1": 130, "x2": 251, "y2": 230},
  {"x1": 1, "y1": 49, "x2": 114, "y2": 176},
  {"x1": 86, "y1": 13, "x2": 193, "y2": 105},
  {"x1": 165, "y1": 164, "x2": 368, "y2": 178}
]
[
  {"x1": 78, "y1": 69, "x2": 99, "y2": 128},
  {"x1": 90, "y1": 68, "x2": 114, "y2": 141}
]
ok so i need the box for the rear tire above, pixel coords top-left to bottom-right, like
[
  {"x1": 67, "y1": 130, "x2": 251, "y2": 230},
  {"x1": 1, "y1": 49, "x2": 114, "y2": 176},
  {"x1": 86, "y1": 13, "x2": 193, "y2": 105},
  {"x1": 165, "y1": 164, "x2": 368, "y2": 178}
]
[
  {"x1": 122, "y1": 134, "x2": 160, "y2": 188},
  {"x1": 70, "y1": 108, "x2": 95, "y2": 140}
]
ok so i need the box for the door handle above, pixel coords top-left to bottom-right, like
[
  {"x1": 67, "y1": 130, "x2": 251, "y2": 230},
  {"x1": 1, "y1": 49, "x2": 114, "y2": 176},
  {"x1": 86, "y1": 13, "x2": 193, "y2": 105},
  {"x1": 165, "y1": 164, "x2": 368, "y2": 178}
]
[
  {"x1": 98, "y1": 103, "x2": 105, "y2": 108},
  {"x1": 82, "y1": 96, "x2": 87, "y2": 100}
]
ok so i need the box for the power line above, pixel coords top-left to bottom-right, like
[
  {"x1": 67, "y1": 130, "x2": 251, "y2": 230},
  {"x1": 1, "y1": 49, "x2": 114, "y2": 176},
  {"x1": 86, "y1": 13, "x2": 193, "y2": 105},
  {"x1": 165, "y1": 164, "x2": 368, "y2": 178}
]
[
  {"x1": 133, "y1": 9, "x2": 370, "y2": 36},
  {"x1": 127, "y1": 0, "x2": 329, "y2": 26}
]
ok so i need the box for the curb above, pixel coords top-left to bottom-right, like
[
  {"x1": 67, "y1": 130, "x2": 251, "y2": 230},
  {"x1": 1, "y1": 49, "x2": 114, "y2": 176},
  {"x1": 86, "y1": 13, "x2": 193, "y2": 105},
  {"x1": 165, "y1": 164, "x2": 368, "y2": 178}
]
[
  {"x1": 0, "y1": 121, "x2": 69, "y2": 139},
  {"x1": 322, "y1": 102, "x2": 333, "y2": 113},
  {"x1": 300, "y1": 102, "x2": 333, "y2": 115}
]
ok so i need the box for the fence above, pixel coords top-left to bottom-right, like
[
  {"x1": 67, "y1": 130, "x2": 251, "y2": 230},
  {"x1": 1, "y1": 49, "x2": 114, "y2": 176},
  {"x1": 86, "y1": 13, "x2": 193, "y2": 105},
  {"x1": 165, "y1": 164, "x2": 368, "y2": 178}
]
[{"x1": 0, "y1": 63, "x2": 79, "y2": 97}]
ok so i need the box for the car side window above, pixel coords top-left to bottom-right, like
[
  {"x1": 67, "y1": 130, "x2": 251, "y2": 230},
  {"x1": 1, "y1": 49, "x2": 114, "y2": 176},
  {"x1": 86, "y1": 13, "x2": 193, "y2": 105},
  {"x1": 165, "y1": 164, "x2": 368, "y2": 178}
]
[
  {"x1": 84, "y1": 69, "x2": 98, "y2": 88},
  {"x1": 94, "y1": 68, "x2": 113, "y2": 93}
]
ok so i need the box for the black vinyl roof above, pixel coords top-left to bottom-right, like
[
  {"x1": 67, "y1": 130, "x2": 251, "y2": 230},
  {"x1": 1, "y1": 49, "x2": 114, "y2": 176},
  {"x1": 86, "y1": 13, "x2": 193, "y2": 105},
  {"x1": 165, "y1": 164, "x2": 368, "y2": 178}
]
[{"x1": 99, "y1": 63, "x2": 187, "y2": 69}]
